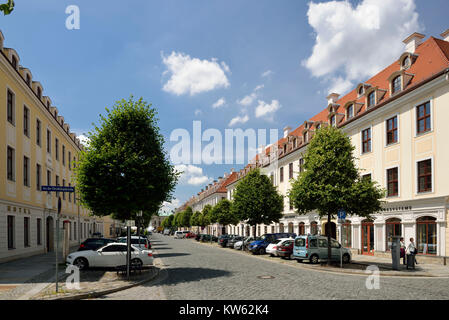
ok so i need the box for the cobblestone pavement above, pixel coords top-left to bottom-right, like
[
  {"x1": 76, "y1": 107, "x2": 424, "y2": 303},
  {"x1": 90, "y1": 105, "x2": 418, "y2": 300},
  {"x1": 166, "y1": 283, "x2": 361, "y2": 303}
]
[{"x1": 98, "y1": 234, "x2": 449, "y2": 300}]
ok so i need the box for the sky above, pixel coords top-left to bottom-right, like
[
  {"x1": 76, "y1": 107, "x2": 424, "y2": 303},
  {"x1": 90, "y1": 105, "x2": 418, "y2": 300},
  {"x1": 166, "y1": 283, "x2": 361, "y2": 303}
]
[{"x1": 1, "y1": 0, "x2": 448, "y2": 214}]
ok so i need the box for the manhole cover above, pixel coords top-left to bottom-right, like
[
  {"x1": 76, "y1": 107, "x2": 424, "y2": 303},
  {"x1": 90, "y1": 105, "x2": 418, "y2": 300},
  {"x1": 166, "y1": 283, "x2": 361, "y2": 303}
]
[{"x1": 257, "y1": 275, "x2": 275, "y2": 279}]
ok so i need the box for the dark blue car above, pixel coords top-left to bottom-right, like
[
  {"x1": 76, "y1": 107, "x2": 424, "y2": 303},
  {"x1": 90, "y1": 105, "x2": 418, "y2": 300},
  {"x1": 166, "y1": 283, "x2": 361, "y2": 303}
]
[{"x1": 248, "y1": 233, "x2": 297, "y2": 255}]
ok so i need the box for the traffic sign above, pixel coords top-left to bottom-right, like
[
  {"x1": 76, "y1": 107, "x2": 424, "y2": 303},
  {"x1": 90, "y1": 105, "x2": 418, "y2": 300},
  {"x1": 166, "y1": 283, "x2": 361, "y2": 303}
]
[
  {"x1": 126, "y1": 220, "x2": 135, "y2": 227},
  {"x1": 41, "y1": 186, "x2": 75, "y2": 193},
  {"x1": 337, "y1": 209, "x2": 346, "y2": 220}
]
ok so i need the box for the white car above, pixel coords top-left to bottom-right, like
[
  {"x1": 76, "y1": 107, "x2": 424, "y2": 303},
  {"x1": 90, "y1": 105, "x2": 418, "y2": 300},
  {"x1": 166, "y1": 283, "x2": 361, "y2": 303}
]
[
  {"x1": 234, "y1": 240, "x2": 244, "y2": 250},
  {"x1": 174, "y1": 231, "x2": 186, "y2": 239},
  {"x1": 117, "y1": 236, "x2": 149, "y2": 250},
  {"x1": 66, "y1": 243, "x2": 153, "y2": 270},
  {"x1": 266, "y1": 238, "x2": 293, "y2": 257}
]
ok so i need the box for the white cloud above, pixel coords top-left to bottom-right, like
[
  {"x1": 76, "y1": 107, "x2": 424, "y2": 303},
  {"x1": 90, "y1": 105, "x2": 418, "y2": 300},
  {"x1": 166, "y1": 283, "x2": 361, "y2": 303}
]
[
  {"x1": 302, "y1": 0, "x2": 421, "y2": 94},
  {"x1": 162, "y1": 51, "x2": 230, "y2": 96},
  {"x1": 212, "y1": 97, "x2": 226, "y2": 109},
  {"x1": 254, "y1": 84, "x2": 264, "y2": 91},
  {"x1": 255, "y1": 100, "x2": 281, "y2": 118},
  {"x1": 261, "y1": 70, "x2": 273, "y2": 77},
  {"x1": 174, "y1": 164, "x2": 212, "y2": 186},
  {"x1": 159, "y1": 199, "x2": 181, "y2": 215},
  {"x1": 77, "y1": 134, "x2": 90, "y2": 147},
  {"x1": 237, "y1": 93, "x2": 257, "y2": 106},
  {"x1": 229, "y1": 114, "x2": 249, "y2": 127}
]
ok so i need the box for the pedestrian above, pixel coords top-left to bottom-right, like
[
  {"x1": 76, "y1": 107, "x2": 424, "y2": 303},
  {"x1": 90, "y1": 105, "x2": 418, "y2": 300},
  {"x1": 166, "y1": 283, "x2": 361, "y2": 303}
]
[
  {"x1": 400, "y1": 237, "x2": 406, "y2": 265},
  {"x1": 406, "y1": 237, "x2": 418, "y2": 268}
]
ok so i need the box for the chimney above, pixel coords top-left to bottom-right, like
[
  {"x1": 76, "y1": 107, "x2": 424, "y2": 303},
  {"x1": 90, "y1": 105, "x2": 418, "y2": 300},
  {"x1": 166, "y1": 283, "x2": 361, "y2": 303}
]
[
  {"x1": 441, "y1": 28, "x2": 449, "y2": 42},
  {"x1": 283, "y1": 126, "x2": 291, "y2": 138},
  {"x1": 403, "y1": 32, "x2": 425, "y2": 54},
  {"x1": 327, "y1": 93, "x2": 340, "y2": 105}
]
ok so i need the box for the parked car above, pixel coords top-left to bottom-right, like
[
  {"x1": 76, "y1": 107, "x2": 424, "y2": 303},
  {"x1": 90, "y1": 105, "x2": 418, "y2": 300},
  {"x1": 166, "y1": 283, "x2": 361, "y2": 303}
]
[
  {"x1": 266, "y1": 238, "x2": 293, "y2": 257},
  {"x1": 248, "y1": 233, "x2": 297, "y2": 255},
  {"x1": 292, "y1": 235, "x2": 351, "y2": 264},
  {"x1": 276, "y1": 239, "x2": 294, "y2": 259},
  {"x1": 117, "y1": 236, "x2": 150, "y2": 250},
  {"x1": 78, "y1": 238, "x2": 115, "y2": 251},
  {"x1": 240, "y1": 236, "x2": 261, "y2": 251},
  {"x1": 67, "y1": 243, "x2": 153, "y2": 270},
  {"x1": 174, "y1": 231, "x2": 186, "y2": 239},
  {"x1": 92, "y1": 232, "x2": 103, "y2": 238},
  {"x1": 227, "y1": 236, "x2": 244, "y2": 248},
  {"x1": 200, "y1": 234, "x2": 218, "y2": 242},
  {"x1": 186, "y1": 232, "x2": 196, "y2": 238},
  {"x1": 163, "y1": 229, "x2": 171, "y2": 235},
  {"x1": 218, "y1": 234, "x2": 232, "y2": 247},
  {"x1": 195, "y1": 234, "x2": 204, "y2": 241}
]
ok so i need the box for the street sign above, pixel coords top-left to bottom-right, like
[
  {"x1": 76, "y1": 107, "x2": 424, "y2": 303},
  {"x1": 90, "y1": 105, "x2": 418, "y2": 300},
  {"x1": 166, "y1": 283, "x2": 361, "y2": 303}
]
[
  {"x1": 126, "y1": 220, "x2": 135, "y2": 227},
  {"x1": 337, "y1": 209, "x2": 346, "y2": 220},
  {"x1": 41, "y1": 185, "x2": 75, "y2": 193}
]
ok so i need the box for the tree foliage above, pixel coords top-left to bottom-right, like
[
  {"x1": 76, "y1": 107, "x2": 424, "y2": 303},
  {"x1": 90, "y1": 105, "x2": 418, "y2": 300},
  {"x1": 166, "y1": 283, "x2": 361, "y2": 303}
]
[
  {"x1": 190, "y1": 211, "x2": 202, "y2": 227},
  {"x1": 213, "y1": 199, "x2": 239, "y2": 228},
  {"x1": 231, "y1": 168, "x2": 284, "y2": 229},
  {"x1": 0, "y1": 0, "x2": 14, "y2": 15},
  {"x1": 289, "y1": 126, "x2": 385, "y2": 263},
  {"x1": 201, "y1": 204, "x2": 213, "y2": 228},
  {"x1": 74, "y1": 97, "x2": 178, "y2": 222},
  {"x1": 181, "y1": 207, "x2": 193, "y2": 228}
]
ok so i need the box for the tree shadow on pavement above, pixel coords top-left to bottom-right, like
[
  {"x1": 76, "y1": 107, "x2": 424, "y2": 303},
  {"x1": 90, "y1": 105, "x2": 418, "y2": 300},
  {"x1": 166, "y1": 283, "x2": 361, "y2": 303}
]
[
  {"x1": 143, "y1": 267, "x2": 232, "y2": 287},
  {"x1": 155, "y1": 253, "x2": 190, "y2": 258}
]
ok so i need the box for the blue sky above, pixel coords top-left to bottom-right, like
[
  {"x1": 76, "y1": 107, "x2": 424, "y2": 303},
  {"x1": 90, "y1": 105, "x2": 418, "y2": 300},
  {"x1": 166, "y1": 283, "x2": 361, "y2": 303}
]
[{"x1": 1, "y1": 0, "x2": 448, "y2": 213}]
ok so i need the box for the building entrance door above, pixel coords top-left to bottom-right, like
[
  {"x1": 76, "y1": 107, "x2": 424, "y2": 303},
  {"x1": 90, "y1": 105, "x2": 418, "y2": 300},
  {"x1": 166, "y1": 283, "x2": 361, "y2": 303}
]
[
  {"x1": 46, "y1": 216, "x2": 54, "y2": 252},
  {"x1": 362, "y1": 221, "x2": 374, "y2": 255}
]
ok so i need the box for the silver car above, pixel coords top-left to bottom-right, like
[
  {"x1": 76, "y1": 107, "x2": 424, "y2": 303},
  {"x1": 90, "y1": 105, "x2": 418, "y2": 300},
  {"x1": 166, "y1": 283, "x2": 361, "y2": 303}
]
[{"x1": 292, "y1": 235, "x2": 351, "y2": 264}]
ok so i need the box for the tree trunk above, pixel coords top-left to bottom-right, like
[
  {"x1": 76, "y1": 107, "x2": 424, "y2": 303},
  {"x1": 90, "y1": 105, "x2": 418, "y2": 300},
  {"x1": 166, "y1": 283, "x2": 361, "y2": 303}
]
[{"x1": 327, "y1": 212, "x2": 332, "y2": 266}]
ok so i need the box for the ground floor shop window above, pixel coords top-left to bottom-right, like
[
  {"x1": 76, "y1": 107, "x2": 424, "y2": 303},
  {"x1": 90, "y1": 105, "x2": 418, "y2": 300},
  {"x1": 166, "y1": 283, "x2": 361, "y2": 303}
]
[
  {"x1": 417, "y1": 216, "x2": 437, "y2": 255},
  {"x1": 341, "y1": 221, "x2": 351, "y2": 248},
  {"x1": 37, "y1": 218, "x2": 42, "y2": 245},
  {"x1": 8, "y1": 216, "x2": 15, "y2": 249},
  {"x1": 279, "y1": 223, "x2": 284, "y2": 233},
  {"x1": 298, "y1": 223, "x2": 305, "y2": 235},
  {"x1": 24, "y1": 217, "x2": 30, "y2": 247},
  {"x1": 386, "y1": 218, "x2": 401, "y2": 251},
  {"x1": 310, "y1": 222, "x2": 318, "y2": 235}
]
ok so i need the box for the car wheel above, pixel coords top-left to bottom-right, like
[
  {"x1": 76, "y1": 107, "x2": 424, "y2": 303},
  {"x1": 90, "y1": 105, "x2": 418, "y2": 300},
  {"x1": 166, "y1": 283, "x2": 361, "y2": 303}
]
[
  {"x1": 289, "y1": 254, "x2": 294, "y2": 260},
  {"x1": 258, "y1": 247, "x2": 265, "y2": 255},
  {"x1": 73, "y1": 257, "x2": 88, "y2": 270},
  {"x1": 342, "y1": 253, "x2": 350, "y2": 264},
  {"x1": 310, "y1": 254, "x2": 319, "y2": 264},
  {"x1": 269, "y1": 253, "x2": 274, "y2": 257},
  {"x1": 131, "y1": 258, "x2": 143, "y2": 269}
]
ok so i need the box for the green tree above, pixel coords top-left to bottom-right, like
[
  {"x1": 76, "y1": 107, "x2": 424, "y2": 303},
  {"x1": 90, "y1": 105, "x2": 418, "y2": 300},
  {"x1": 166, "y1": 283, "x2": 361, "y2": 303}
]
[
  {"x1": 173, "y1": 211, "x2": 183, "y2": 229},
  {"x1": 181, "y1": 207, "x2": 193, "y2": 228},
  {"x1": 213, "y1": 199, "x2": 239, "y2": 234},
  {"x1": 74, "y1": 97, "x2": 178, "y2": 223},
  {"x1": 201, "y1": 204, "x2": 213, "y2": 234},
  {"x1": 231, "y1": 168, "x2": 284, "y2": 248},
  {"x1": 190, "y1": 211, "x2": 202, "y2": 233},
  {"x1": 289, "y1": 126, "x2": 385, "y2": 265},
  {"x1": 0, "y1": 0, "x2": 14, "y2": 15}
]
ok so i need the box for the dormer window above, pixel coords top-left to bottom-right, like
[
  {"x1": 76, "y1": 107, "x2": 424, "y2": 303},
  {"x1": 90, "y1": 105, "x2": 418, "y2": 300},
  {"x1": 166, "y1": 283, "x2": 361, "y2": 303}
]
[
  {"x1": 368, "y1": 92, "x2": 375, "y2": 108},
  {"x1": 26, "y1": 74, "x2": 31, "y2": 86},
  {"x1": 11, "y1": 55, "x2": 17, "y2": 70},
  {"x1": 46, "y1": 101, "x2": 50, "y2": 109},
  {"x1": 402, "y1": 56, "x2": 411, "y2": 69},
  {"x1": 37, "y1": 87, "x2": 42, "y2": 99},
  {"x1": 392, "y1": 76, "x2": 402, "y2": 94},
  {"x1": 347, "y1": 104, "x2": 354, "y2": 119},
  {"x1": 303, "y1": 132, "x2": 308, "y2": 143},
  {"x1": 316, "y1": 123, "x2": 320, "y2": 130},
  {"x1": 293, "y1": 138, "x2": 297, "y2": 149},
  {"x1": 330, "y1": 115, "x2": 336, "y2": 127},
  {"x1": 358, "y1": 86, "x2": 364, "y2": 96}
]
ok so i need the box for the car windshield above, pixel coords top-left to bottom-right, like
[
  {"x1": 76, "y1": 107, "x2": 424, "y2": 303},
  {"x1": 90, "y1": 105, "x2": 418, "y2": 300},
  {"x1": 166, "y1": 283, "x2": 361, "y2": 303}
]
[{"x1": 117, "y1": 238, "x2": 146, "y2": 245}]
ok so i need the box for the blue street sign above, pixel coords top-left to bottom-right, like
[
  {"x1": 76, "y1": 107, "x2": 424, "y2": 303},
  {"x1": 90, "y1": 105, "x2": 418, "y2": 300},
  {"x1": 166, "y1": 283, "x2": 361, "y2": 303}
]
[
  {"x1": 41, "y1": 186, "x2": 75, "y2": 193},
  {"x1": 337, "y1": 209, "x2": 346, "y2": 220}
]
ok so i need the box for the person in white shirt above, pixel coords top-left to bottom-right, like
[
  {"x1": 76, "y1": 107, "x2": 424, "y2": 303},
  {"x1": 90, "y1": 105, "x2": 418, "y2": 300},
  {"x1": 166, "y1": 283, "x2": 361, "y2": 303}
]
[{"x1": 406, "y1": 237, "x2": 418, "y2": 266}]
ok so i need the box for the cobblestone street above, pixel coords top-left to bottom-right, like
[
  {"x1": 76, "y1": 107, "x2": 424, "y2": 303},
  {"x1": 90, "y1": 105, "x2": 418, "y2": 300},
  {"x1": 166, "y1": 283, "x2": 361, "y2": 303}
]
[{"x1": 98, "y1": 234, "x2": 449, "y2": 300}]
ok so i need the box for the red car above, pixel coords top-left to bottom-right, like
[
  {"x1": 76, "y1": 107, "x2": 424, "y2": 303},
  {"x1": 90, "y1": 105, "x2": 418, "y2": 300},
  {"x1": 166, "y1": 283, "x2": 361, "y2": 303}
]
[
  {"x1": 186, "y1": 232, "x2": 196, "y2": 238},
  {"x1": 276, "y1": 240, "x2": 294, "y2": 259}
]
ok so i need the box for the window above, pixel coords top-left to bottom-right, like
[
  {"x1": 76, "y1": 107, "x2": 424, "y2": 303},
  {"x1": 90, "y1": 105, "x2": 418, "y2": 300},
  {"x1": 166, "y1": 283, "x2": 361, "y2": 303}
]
[
  {"x1": 24, "y1": 217, "x2": 30, "y2": 247},
  {"x1": 299, "y1": 158, "x2": 304, "y2": 173},
  {"x1": 416, "y1": 101, "x2": 431, "y2": 134},
  {"x1": 62, "y1": 179, "x2": 66, "y2": 200},
  {"x1": 392, "y1": 76, "x2": 401, "y2": 94},
  {"x1": 387, "y1": 167, "x2": 399, "y2": 197},
  {"x1": 293, "y1": 138, "x2": 297, "y2": 149},
  {"x1": 74, "y1": 222, "x2": 77, "y2": 240},
  {"x1": 37, "y1": 87, "x2": 42, "y2": 99},
  {"x1": 283, "y1": 144, "x2": 287, "y2": 154},
  {"x1": 26, "y1": 74, "x2": 31, "y2": 86},
  {"x1": 37, "y1": 218, "x2": 42, "y2": 245},
  {"x1": 55, "y1": 138, "x2": 59, "y2": 161},
  {"x1": 8, "y1": 216, "x2": 15, "y2": 249},
  {"x1": 68, "y1": 151, "x2": 72, "y2": 170},
  {"x1": 23, "y1": 106, "x2": 30, "y2": 137},
  {"x1": 385, "y1": 218, "x2": 401, "y2": 251},
  {"x1": 417, "y1": 159, "x2": 432, "y2": 193},
  {"x1": 358, "y1": 86, "x2": 364, "y2": 96},
  {"x1": 347, "y1": 104, "x2": 354, "y2": 119},
  {"x1": 62, "y1": 145, "x2": 66, "y2": 166},
  {"x1": 36, "y1": 164, "x2": 41, "y2": 191},
  {"x1": 36, "y1": 119, "x2": 41, "y2": 146},
  {"x1": 303, "y1": 132, "x2": 308, "y2": 143},
  {"x1": 23, "y1": 156, "x2": 30, "y2": 187},
  {"x1": 46, "y1": 101, "x2": 50, "y2": 109},
  {"x1": 416, "y1": 216, "x2": 437, "y2": 255},
  {"x1": 47, "y1": 170, "x2": 51, "y2": 194},
  {"x1": 7, "y1": 146, "x2": 15, "y2": 181},
  {"x1": 310, "y1": 222, "x2": 318, "y2": 235},
  {"x1": 289, "y1": 163, "x2": 293, "y2": 180},
  {"x1": 280, "y1": 167, "x2": 284, "y2": 183},
  {"x1": 316, "y1": 123, "x2": 321, "y2": 130},
  {"x1": 362, "y1": 173, "x2": 372, "y2": 181},
  {"x1": 367, "y1": 92, "x2": 375, "y2": 107},
  {"x1": 362, "y1": 128, "x2": 371, "y2": 153},
  {"x1": 403, "y1": 56, "x2": 411, "y2": 69},
  {"x1": 11, "y1": 55, "x2": 17, "y2": 69},
  {"x1": 386, "y1": 116, "x2": 398, "y2": 145},
  {"x1": 298, "y1": 223, "x2": 305, "y2": 236},
  {"x1": 47, "y1": 130, "x2": 51, "y2": 154},
  {"x1": 342, "y1": 221, "x2": 352, "y2": 248},
  {"x1": 318, "y1": 238, "x2": 328, "y2": 248},
  {"x1": 330, "y1": 115, "x2": 336, "y2": 127},
  {"x1": 7, "y1": 89, "x2": 15, "y2": 125},
  {"x1": 56, "y1": 175, "x2": 59, "y2": 198}
]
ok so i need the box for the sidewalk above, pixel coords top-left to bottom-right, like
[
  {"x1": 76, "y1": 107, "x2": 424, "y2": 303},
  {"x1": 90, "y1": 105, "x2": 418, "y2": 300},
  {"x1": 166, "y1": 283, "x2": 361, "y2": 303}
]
[{"x1": 0, "y1": 246, "x2": 78, "y2": 300}]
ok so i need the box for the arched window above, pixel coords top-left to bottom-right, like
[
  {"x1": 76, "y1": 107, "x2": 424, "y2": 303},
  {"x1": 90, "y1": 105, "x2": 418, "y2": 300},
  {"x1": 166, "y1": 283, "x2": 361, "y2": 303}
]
[
  {"x1": 368, "y1": 92, "x2": 375, "y2": 107},
  {"x1": 303, "y1": 132, "x2": 308, "y2": 143},
  {"x1": 330, "y1": 115, "x2": 336, "y2": 127},
  {"x1": 288, "y1": 222, "x2": 294, "y2": 233},
  {"x1": 279, "y1": 223, "x2": 284, "y2": 233},
  {"x1": 358, "y1": 86, "x2": 364, "y2": 96},
  {"x1": 385, "y1": 218, "x2": 401, "y2": 251},
  {"x1": 341, "y1": 220, "x2": 352, "y2": 248},
  {"x1": 392, "y1": 76, "x2": 401, "y2": 94},
  {"x1": 298, "y1": 222, "x2": 305, "y2": 236},
  {"x1": 347, "y1": 104, "x2": 354, "y2": 119},
  {"x1": 402, "y1": 56, "x2": 411, "y2": 69},
  {"x1": 310, "y1": 221, "x2": 318, "y2": 235},
  {"x1": 416, "y1": 216, "x2": 437, "y2": 255}
]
